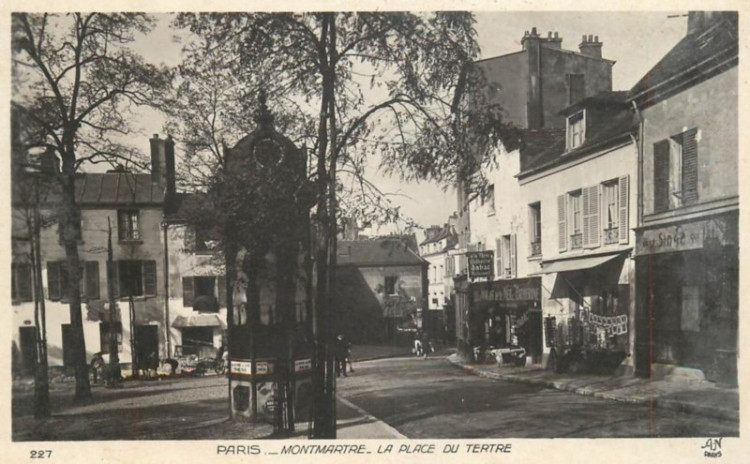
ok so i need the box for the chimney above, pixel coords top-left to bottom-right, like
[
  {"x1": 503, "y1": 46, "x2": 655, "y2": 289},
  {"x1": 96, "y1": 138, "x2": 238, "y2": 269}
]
[
  {"x1": 164, "y1": 135, "x2": 176, "y2": 201},
  {"x1": 150, "y1": 134, "x2": 176, "y2": 200},
  {"x1": 541, "y1": 30, "x2": 562, "y2": 49},
  {"x1": 578, "y1": 34, "x2": 603, "y2": 59},
  {"x1": 522, "y1": 27, "x2": 545, "y2": 129},
  {"x1": 424, "y1": 225, "x2": 443, "y2": 241}
]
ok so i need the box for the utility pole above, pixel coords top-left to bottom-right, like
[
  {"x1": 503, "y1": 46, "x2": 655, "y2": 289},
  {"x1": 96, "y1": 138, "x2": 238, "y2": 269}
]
[{"x1": 107, "y1": 218, "x2": 121, "y2": 385}]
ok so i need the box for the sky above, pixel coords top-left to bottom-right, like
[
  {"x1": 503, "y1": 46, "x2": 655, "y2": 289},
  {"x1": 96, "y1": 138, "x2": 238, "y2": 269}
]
[{"x1": 128, "y1": 11, "x2": 687, "y2": 237}]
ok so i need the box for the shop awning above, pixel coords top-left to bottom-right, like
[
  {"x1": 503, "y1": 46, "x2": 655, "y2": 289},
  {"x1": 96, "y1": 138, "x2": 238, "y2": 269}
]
[
  {"x1": 171, "y1": 314, "x2": 226, "y2": 329},
  {"x1": 539, "y1": 252, "x2": 625, "y2": 274}
]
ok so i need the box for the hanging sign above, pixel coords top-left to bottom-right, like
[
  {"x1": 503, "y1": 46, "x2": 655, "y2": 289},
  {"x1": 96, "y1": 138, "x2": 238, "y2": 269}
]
[{"x1": 467, "y1": 251, "x2": 494, "y2": 279}]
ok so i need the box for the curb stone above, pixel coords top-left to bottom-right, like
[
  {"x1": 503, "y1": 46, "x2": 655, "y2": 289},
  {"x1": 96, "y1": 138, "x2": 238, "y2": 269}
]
[{"x1": 447, "y1": 355, "x2": 738, "y2": 422}]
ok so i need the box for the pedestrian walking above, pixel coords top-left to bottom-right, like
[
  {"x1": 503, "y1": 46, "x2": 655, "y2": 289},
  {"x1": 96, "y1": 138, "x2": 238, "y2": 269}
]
[
  {"x1": 413, "y1": 330, "x2": 424, "y2": 357},
  {"x1": 420, "y1": 331, "x2": 433, "y2": 358},
  {"x1": 335, "y1": 334, "x2": 348, "y2": 377}
]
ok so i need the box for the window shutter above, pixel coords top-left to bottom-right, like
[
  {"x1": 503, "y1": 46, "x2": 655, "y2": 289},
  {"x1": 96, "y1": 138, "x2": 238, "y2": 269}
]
[
  {"x1": 681, "y1": 128, "x2": 698, "y2": 205},
  {"x1": 495, "y1": 238, "x2": 503, "y2": 278},
  {"x1": 510, "y1": 234, "x2": 517, "y2": 278},
  {"x1": 557, "y1": 195, "x2": 567, "y2": 252},
  {"x1": 582, "y1": 188, "x2": 591, "y2": 247},
  {"x1": 183, "y1": 277, "x2": 194, "y2": 307},
  {"x1": 112, "y1": 261, "x2": 120, "y2": 299},
  {"x1": 217, "y1": 275, "x2": 227, "y2": 307},
  {"x1": 85, "y1": 261, "x2": 100, "y2": 300},
  {"x1": 586, "y1": 185, "x2": 601, "y2": 248},
  {"x1": 48, "y1": 262, "x2": 61, "y2": 301},
  {"x1": 618, "y1": 176, "x2": 630, "y2": 244},
  {"x1": 653, "y1": 140, "x2": 670, "y2": 212},
  {"x1": 16, "y1": 263, "x2": 33, "y2": 302},
  {"x1": 143, "y1": 261, "x2": 157, "y2": 296},
  {"x1": 184, "y1": 226, "x2": 196, "y2": 251}
]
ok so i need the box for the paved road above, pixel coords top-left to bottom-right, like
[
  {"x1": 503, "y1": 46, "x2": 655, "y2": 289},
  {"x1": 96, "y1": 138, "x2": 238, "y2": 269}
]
[{"x1": 336, "y1": 356, "x2": 739, "y2": 438}]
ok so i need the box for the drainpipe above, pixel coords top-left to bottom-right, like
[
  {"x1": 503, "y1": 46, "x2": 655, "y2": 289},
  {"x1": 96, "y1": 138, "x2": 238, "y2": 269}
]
[
  {"x1": 162, "y1": 221, "x2": 172, "y2": 359},
  {"x1": 631, "y1": 100, "x2": 644, "y2": 226}
]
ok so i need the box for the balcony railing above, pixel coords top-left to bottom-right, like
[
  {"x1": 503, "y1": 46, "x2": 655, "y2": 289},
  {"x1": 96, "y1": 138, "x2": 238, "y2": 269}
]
[
  {"x1": 570, "y1": 233, "x2": 583, "y2": 250},
  {"x1": 603, "y1": 227, "x2": 619, "y2": 245},
  {"x1": 530, "y1": 241, "x2": 542, "y2": 256}
]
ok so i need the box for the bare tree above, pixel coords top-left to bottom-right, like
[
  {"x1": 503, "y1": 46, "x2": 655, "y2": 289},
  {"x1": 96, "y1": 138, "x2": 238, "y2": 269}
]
[{"x1": 11, "y1": 13, "x2": 172, "y2": 401}]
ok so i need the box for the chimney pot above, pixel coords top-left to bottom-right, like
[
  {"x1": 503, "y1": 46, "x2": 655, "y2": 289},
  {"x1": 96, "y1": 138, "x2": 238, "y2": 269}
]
[
  {"x1": 582, "y1": 34, "x2": 586, "y2": 42},
  {"x1": 153, "y1": 133, "x2": 159, "y2": 139},
  {"x1": 588, "y1": 34, "x2": 593, "y2": 42},
  {"x1": 554, "y1": 31, "x2": 559, "y2": 38},
  {"x1": 547, "y1": 31, "x2": 552, "y2": 38},
  {"x1": 531, "y1": 27, "x2": 537, "y2": 35},
  {"x1": 595, "y1": 35, "x2": 599, "y2": 42}
]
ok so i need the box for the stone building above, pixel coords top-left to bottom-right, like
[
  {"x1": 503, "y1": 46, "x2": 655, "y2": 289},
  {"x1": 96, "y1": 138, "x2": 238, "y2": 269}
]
[{"x1": 629, "y1": 12, "x2": 738, "y2": 384}]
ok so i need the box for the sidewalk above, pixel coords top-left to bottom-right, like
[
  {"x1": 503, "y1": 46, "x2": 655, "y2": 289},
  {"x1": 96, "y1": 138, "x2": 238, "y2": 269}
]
[{"x1": 447, "y1": 354, "x2": 738, "y2": 422}]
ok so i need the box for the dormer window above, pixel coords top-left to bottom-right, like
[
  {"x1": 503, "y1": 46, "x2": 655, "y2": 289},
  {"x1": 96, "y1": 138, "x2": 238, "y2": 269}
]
[{"x1": 567, "y1": 110, "x2": 585, "y2": 150}]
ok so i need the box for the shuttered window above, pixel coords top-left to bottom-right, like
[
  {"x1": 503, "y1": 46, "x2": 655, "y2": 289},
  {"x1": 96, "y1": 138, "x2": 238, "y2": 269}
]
[
  {"x1": 653, "y1": 139, "x2": 671, "y2": 212},
  {"x1": 495, "y1": 238, "x2": 504, "y2": 278},
  {"x1": 529, "y1": 203, "x2": 541, "y2": 256},
  {"x1": 12, "y1": 263, "x2": 33, "y2": 302},
  {"x1": 680, "y1": 128, "x2": 699, "y2": 205},
  {"x1": 582, "y1": 185, "x2": 600, "y2": 248},
  {"x1": 510, "y1": 234, "x2": 517, "y2": 278},
  {"x1": 182, "y1": 277, "x2": 195, "y2": 307},
  {"x1": 117, "y1": 260, "x2": 157, "y2": 298},
  {"x1": 618, "y1": 175, "x2": 630, "y2": 244},
  {"x1": 47, "y1": 261, "x2": 70, "y2": 301},
  {"x1": 84, "y1": 261, "x2": 100, "y2": 300},
  {"x1": 557, "y1": 195, "x2": 567, "y2": 252}
]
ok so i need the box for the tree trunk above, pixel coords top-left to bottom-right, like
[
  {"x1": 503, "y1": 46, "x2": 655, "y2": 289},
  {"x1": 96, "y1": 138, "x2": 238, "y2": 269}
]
[
  {"x1": 311, "y1": 13, "x2": 333, "y2": 439},
  {"x1": 60, "y1": 161, "x2": 92, "y2": 402},
  {"x1": 31, "y1": 202, "x2": 51, "y2": 418}
]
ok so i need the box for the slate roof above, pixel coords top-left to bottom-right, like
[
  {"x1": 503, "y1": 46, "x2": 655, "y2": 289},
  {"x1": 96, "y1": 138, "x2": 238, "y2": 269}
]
[
  {"x1": 518, "y1": 94, "x2": 636, "y2": 178},
  {"x1": 337, "y1": 238, "x2": 428, "y2": 267},
  {"x1": 75, "y1": 172, "x2": 164, "y2": 206},
  {"x1": 628, "y1": 13, "x2": 738, "y2": 106},
  {"x1": 419, "y1": 226, "x2": 458, "y2": 251}
]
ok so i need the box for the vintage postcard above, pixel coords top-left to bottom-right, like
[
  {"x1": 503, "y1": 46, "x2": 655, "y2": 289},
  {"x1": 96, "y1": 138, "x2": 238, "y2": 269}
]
[{"x1": 3, "y1": 1, "x2": 748, "y2": 463}]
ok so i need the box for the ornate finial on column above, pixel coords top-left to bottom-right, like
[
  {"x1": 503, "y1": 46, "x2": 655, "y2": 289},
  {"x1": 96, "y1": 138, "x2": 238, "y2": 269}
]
[{"x1": 254, "y1": 88, "x2": 275, "y2": 130}]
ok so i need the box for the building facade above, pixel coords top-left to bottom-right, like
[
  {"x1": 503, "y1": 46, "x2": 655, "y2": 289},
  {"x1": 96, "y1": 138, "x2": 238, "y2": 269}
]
[
  {"x1": 336, "y1": 237, "x2": 429, "y2": 344},
  {"x1": 419, "y1": 221, "x2": 458, "y2": 342},
  {"x1": 12, "y1": 136, "x2": 173, "y2": 373},
  {"x1": 629, "y1": 12, "x2": 738, "y2": 384}
]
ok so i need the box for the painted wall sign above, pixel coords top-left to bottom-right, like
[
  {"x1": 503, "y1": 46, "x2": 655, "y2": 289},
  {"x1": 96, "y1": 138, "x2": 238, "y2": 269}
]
[
  {"x1": 636, "y1": 215, "x2": 737, "y2": 255},
  {"x1": 472, "y1": 277, "x2": 542, "y2": 304},
  {"x1": 467, "y1": 251, "x2": 494, "y2": 279}
]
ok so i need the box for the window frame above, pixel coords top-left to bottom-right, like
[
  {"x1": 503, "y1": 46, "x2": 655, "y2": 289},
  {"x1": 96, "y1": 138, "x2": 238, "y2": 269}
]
[
  {"x1": 566, "y1": 110, "x2": 586, "y2": 150},
  {"x1": 117, "y1": 209, "x2": 141, "y2": 242},
  {"x1": 384, "y1": 276, "x2": 398, "y2": 295}
]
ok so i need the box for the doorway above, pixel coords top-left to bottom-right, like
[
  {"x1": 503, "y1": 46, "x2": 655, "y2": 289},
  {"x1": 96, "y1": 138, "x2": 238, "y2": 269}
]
[
  {"x1": 19, "y1": 326, "x2": 37, "y2": 377},
  {"x1": 134, "y1": 324, "x2": 159, "y2": 369}
]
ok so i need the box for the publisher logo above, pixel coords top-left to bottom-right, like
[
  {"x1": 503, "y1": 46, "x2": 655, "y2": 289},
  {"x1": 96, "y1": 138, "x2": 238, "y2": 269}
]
[{"x1": 701, "y1": 438, "x2": 722, "y2": 458}]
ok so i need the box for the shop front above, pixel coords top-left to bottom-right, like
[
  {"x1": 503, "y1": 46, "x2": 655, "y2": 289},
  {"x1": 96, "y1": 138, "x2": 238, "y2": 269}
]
[
  {"x1": 468, "y1": 277, "x2": 543, "y2": 365},
  {"x1": 634, "y1": 213, "x2": 738, "y2": 385},
  {"x1": 539, "y1": 251, "x2": 632, "y2": 374}
]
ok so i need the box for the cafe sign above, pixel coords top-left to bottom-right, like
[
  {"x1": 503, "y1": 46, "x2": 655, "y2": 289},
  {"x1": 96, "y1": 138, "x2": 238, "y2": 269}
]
[
  {"x1": 467, "y1": 251, "x2": 494, "y2": 279},
  {"x1": 472, "y1": 277, "x2": 541, "y2": 305},
  {"x1": 636, "y1": 216, "x2": 736, "y2": 256}
]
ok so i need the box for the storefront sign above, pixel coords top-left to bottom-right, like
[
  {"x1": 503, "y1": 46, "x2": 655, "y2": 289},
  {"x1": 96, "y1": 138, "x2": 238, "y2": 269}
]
[
  {"x1": 467, "y1": 251, "x2": 494, "y2": 279},
  {"x1": 472, "y1": 277, "x2": 541, "y2": 304},
  {"x1": 294, "y1": 358, "x2": 312, "y2": 373},
  {"x1": 636, "y1": 216, "x2": 736, "y2": 255}
]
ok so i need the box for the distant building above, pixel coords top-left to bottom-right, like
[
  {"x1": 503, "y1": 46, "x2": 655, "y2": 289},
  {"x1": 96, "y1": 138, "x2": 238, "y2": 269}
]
[
  {"x1": 336, "y1": 237, "x2": 429, "y2": 343},
  {"x1": 629, "y1": 12, "x2": 738, "y2": 384},
  {"x1": 11, "y1": 135, "x2": 173, "y2": 373},
  {"x1": 456, "y1": 27, "x2": 616, "y2": 283},
  {"x1": 419, "y1": 221, "x2": 458, "y2": 341}
]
